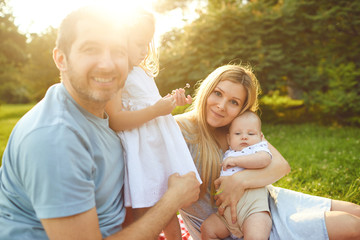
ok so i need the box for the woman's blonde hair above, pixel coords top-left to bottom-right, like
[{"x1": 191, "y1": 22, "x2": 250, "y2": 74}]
[
  {"x1": 129, "y1": 9, "x2": 159, "y2": 77},
  {"x1": 177, "y1": 64, "x2": 261, "y2": 198}
]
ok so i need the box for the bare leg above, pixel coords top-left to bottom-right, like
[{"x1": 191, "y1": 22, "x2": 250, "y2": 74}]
[
  {"x1": 325, "y1": 200, "x2": 360, "y2": 240},
  {"x1": 133, "y1": 208, "x2": 182, "y2": 239},
  {"x1": 201, "y1": 213, "x2": 230, "y2": 240},
  {"x1": 163, "y1": 214, "x2": 182, "y2": 240},
  {"x1": 132, "y1": 207, "x2": 149, "y2": 221},
  {"x1": 122, "y1": 207, "x2": 134, "y2": 228},
  {"x1": 331, "y1": 200, "x2": 360, "y2": 217},
  {"x1": 242, "y1": 212, "x2": 272, "y2": 240}
]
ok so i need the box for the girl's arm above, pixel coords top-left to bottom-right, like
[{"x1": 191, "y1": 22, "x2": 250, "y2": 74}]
[
  {"x1": 214, "y1": 141, "x2": 290, "y2": 223},
  {"x1": 105, "y1": 90, "x2": 176, "y2": 132},
  {"x1": 222, "y1": 151, "x2": 271, "y2": 170}
]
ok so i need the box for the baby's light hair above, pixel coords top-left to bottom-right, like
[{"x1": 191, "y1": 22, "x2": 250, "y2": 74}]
[{"x1": 230, "y1": 110, "x2": 262, "y2": 133}]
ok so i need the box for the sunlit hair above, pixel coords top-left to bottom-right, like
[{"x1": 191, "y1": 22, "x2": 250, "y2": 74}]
[
  {"x1": 176, "y1": 64, "x2": 261, "y2": 199},
  {"x1": 56, "y1": 6, "x2": 126, "y2": 56},
  {"x1": 128, "y1": 9, "x2": 159, "y2": 77}
]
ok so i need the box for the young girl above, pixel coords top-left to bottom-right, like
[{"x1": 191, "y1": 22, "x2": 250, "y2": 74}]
[{"x1": 105, "y1": 9, "x2": 201, "y2": 240}]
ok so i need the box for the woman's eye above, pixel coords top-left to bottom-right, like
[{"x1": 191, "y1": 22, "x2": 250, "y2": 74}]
[
  {"x1": 214, "y1": 91, "x2": 222, "y2": 97},
  {"x1": 231, "y1": 100, "x2": 239, "y2": 105}
]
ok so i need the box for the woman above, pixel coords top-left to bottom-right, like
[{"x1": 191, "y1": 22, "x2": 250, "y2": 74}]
[{"x1": 174, "y1": 64, "x2": 360, "y2": 240}]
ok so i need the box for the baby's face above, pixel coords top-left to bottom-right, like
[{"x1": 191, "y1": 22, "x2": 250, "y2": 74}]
[{"x1": 227, "y1": 116, "x2": 262, "y2": 151}]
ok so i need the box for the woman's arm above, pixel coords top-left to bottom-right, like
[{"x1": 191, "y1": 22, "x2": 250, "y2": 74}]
[
  {"x1": 214, "y1": 141, "x2": 290, "y2": 223},
  {"x1": 105, "y1": 90, "x2": 176, "y2": 132}
]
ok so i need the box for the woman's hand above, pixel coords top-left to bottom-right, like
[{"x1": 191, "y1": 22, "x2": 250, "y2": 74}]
[{"x1": 213, "y1": 174, "x2": 246, "y2": 224}]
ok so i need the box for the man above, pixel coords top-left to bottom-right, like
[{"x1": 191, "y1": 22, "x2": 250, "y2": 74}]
[{"x1": 0, "y1": 6, "x2": 200, "y2": 240}]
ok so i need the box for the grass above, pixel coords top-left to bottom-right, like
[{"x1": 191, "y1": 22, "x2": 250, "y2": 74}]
[
  {"x1": 0, "y1": 103, "x2": 34, "y2": 164},
  {"x1": 263, "y1": 123, "x2": 360, "y2": 205},
  {"x1": 0, "y1": 104, "x2": 359, "y2": 205}
]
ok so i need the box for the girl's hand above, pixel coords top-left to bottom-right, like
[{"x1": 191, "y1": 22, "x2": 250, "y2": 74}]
[
  {"x1": 213, "y1": 174, "x2": 246, "y2": 224},
  {"x1": 152, "y1": 95, "x2": 176, "y2": 116},
  {"x1": 172, "y1": 88, "x2": 192, "y2": 106}
]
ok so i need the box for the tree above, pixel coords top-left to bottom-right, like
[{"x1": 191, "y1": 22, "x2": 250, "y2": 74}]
[
  {"x1": 155, "y1": 0, "x2": 360, "y2": 125},
  {"x1": 23, "y1": 28, "x2": 59, "y2": 101},
  {"x1": 0, "y1": 0, "x2": 28, "y2": 103}
]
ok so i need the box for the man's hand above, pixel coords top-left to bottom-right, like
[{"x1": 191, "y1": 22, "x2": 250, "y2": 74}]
[{"x1": 167, "y1": 172, "x2": 200, "y2": 209}]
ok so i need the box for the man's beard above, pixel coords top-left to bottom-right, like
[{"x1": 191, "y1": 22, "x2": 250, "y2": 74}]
[{"x1": 66, "y1": 63, "x2": 118, "y2": 104}]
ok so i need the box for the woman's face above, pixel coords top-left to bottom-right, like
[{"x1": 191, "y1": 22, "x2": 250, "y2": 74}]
[{"x1": 206, "y1": 80, "x2": 247, "y2": 128}]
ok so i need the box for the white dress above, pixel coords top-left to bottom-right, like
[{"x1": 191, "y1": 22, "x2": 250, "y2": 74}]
[{"x1": 118, "y1": 67, "x2": 202, "y2": 208}]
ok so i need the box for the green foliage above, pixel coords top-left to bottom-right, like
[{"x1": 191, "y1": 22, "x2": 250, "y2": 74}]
[
  {"x1": 259, "y1": 90, "x2": 310, "y2": 123},
  {"x1": 308, "y1": 62, "x2": 360, "y2": 126},
  {"x1": 171, "y1": 104, "x2": 191, "y2": 115},
  {"x1": 23, "y1": 29, "x2": 59, "y2": 101},
  {"x1": 0, "y1": 2, "x2": 28, "y2": 103},
  {"x1": 0, "y1": 1, "x2": 58, "y2": 104}
]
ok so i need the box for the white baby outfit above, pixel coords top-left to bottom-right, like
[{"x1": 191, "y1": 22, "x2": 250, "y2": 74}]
[
  {"x1": 221, "y1": 141, "x2": 271, "y2": 176},
  {"x1": 118, "y1": 67, "x2": 201, "y2": 208}
]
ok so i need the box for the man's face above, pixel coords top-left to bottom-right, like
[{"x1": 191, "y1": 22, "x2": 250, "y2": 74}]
[{"x1": 59, "y1": 18, "x2": 128, "y2": 110}]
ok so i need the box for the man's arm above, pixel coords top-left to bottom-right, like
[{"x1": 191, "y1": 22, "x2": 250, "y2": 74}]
[{"x1": 41, "y1": 172, "x2": 200, "y2": 240}]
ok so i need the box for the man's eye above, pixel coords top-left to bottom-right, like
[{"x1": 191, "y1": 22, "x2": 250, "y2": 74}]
[{"x1": 113, "y1": 49, "x2": 127, "y2": 57}]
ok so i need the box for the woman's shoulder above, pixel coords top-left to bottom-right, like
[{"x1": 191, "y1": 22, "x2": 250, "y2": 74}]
[
  {"x1": 175, "y1": 112, "x2": 197, "y2": 137},
  {"x1": 175, "y1": 112, "x2": 194, "y2": 125}
]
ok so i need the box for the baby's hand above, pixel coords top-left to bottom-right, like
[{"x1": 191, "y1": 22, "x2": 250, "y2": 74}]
[
  {"x1": 172, "y1": 88, "x2": 192, "y2": 106},
  {"x1": 222, "y1": 157, "x2": 237, "y2": 170},
  {"x1": 152, "y1": 95, "x2": 176, "y2": 116}
]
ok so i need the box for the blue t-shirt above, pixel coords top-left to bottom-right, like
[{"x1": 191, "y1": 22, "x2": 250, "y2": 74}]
[{"x1": 0, "y1": 83, "x2": 125, "y2": 239}]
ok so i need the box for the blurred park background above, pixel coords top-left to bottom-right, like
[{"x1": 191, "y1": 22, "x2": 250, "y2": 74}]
[{"x1": 0, "y1": 0, "x2": 359, "y2": 203}]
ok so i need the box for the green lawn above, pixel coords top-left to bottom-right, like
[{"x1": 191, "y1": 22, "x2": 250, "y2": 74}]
[
  {"x1": 1, "y1": 104, "x2": 359, "y2": 204},
  {"x1": 0, "y1": 103, "x2": 34, "y2": 164},
  {"x1": 263, "y1": 123, "x2": 360, "y2": 204}
]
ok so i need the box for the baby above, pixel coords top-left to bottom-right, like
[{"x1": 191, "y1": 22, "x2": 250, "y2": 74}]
[{"x1": 201, "y1": 111, "x2": 272, "y2": 240}]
